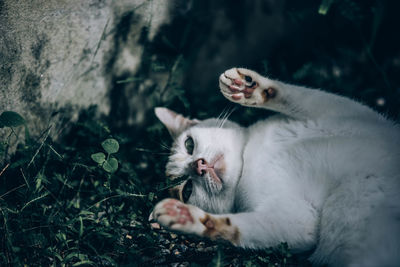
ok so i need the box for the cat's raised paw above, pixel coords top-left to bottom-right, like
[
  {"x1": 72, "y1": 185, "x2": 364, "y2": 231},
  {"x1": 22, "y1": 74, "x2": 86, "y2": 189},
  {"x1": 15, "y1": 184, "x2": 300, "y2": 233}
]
[{"x1": 219, "y1": 68, "x2": 277, "y2": 107}]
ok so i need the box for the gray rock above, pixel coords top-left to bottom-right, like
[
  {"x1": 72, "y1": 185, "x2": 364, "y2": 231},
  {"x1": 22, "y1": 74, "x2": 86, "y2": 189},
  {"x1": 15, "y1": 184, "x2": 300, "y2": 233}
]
[{"x1": 0, "y1": 0, "x2": 175, "y2": 160}]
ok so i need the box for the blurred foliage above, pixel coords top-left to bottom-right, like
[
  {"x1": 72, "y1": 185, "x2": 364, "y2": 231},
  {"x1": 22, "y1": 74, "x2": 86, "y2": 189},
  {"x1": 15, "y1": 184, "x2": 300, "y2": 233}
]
[{"x1": 1, "y1": 0, "x2": 399, "y2": 266}]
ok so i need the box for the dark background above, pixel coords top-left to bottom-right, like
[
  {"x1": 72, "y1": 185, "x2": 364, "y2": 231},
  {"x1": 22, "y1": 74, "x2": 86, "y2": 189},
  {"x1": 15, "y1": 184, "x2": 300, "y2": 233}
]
[{"x1": 132, "y1": 0, "x2": 400, "y2": 123}]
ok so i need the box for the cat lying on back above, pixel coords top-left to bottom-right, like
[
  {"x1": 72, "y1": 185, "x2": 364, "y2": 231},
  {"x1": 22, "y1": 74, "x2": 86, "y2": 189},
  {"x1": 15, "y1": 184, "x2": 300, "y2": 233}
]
[{"x1": 150, "y1": 67, "x2": 400, "y2": 266}]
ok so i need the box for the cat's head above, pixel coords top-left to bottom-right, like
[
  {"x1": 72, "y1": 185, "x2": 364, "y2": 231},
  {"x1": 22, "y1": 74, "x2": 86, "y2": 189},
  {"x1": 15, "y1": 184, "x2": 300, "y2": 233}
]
[{"x1": 155, "y1": 107, "x2": 245, "y2": 213}]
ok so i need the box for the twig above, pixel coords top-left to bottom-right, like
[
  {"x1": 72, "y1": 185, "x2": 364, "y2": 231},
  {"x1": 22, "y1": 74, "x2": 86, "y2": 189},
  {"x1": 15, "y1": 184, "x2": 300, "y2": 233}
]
[
  {"x1": 0, "y1": 163, "x2": 10, "y2": 177},
  {"x1": 91, "y1": 17, "x2": 110, "y2": 64},
  {"x1": 9, "y1": 127, "x2": 18, "y2": 138},
  {"x1": 22, "y1": 225, "x2": 51, "y2": 233},
  {"x1": 46, "y1": 144, "x2": 63, "y2": 160},
  {"x1": 0, "y1": 184, "x2": 26, "y2": 199},
  {"x1": 20, "y1": 168, "x2": 30, "y2": 189},
  {"x1": 27, "y1": 125, "x2": 52, "y2": 168}
]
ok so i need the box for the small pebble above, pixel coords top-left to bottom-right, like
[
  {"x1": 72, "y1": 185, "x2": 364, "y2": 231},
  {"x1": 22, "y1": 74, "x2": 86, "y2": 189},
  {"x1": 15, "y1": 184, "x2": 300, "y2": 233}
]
[
  {"x1": 150, "y1": 222, "x2": 161, "y2": 229},
  {"x1": 161, "y1": 249, "x2": 171, "y2": 255},
  {"x1": 196, "y1": 241, "x2": 205, "y2": 248},
  {"x1": 173, "y1": 249, "x2": 182, "y2": 258},
  {"x1": 178, "y1": 244, "x2": 188, "y2": 253}
]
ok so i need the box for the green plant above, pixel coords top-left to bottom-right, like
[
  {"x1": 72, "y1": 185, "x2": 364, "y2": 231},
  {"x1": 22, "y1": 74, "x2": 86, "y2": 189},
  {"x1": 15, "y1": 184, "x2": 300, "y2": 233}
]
[
  {"x1": 0, "y1": 111, "x2": 30, "y2": 160},
  {"x1": 0, "y1": 111, "x2": 25, "y2": 128},
  {"x1": 91, "y1": 138, "x2": 119, "y2": 173}
]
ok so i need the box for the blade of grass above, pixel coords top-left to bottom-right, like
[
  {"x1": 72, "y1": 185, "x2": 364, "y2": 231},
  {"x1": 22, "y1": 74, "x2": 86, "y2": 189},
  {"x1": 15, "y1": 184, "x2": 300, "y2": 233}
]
[{"x1": 20, "y1": 192, "x2": 50, "y2": 212}]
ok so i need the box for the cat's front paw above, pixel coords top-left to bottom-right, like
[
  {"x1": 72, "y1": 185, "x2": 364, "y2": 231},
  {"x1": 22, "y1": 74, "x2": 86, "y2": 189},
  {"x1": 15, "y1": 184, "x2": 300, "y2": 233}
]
[
  {"x1": 219, "y1": 68, "x2": 277, "y2": 106},
  {"x1": 150, "y1": 198, "x2": 241, "y2": 245},
  {"x1": 150, "y1": 198, "x2": 206, "y2": 235}
]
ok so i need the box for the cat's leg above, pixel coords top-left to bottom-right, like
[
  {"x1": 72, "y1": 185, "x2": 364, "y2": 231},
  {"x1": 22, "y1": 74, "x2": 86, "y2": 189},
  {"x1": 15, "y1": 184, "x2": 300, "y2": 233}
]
[
  {"x1": 219, "y1": 68, "x2": 379, "y2": 120},
  {"x1": 151, "y1": 198, "x2": 317, "y2": 252}
]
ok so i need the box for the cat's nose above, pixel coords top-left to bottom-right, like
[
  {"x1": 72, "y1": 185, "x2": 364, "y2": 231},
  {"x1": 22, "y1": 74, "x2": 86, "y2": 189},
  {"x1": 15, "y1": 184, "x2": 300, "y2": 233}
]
[{"x1": 193, "y1": 158, "x2": 208, "y2": 176}]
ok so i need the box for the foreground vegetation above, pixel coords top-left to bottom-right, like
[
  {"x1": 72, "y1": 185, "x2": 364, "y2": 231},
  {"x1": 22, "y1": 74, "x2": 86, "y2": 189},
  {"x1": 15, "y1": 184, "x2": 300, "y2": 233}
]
[{"x1": 0, "y1": 110, "x2": 302, "y2": 266}]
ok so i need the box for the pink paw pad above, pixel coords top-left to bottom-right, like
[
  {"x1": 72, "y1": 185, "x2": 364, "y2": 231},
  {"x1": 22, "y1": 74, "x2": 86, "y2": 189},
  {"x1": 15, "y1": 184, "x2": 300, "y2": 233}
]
[
  {"x1": 233, "y1": 78, "x2": 243, "y2": 86},
  {"x1": 232, "y1": 94, "x2": 242, "y2": 100},
  {"x1": 163, "y1": 200, "x2": 194, "y2": 224},
  {"x1": 228, "y1": 77, "x2": 259, "y2": 100}
]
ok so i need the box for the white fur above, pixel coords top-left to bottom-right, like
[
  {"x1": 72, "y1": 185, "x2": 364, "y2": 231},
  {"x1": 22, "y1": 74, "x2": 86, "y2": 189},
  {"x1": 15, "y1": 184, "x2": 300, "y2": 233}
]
[{"x1": 154, "y1": 68, "x2": 400, "y2": 266}]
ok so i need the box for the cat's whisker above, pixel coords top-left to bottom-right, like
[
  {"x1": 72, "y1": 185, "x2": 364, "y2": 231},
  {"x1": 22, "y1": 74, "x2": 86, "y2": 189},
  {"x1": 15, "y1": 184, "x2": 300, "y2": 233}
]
[
  {"x1": 217, "y1": 106, "x2": 232, "y2": 128},
  {"x1": 158, "y1": 141, "x2": 172, "y2": 152},
  {"x1": 219, "y1": 106, "x2": 237, "y2": 128},
  {"x1": 217, "y1": 106, "x2": 229, "y2": 121},
  {"x1": 134, "y1": 147, "x2": 171, "y2": 155},
  {"x1": 216, "y1": 106, "x2": 230, "y2": 128}
]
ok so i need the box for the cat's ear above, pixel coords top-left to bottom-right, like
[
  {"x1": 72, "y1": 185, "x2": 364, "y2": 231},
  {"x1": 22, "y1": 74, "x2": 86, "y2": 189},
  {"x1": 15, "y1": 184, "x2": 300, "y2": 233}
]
[{"x1": 154, "y1": 107, "x2": 200, "y2": 138}]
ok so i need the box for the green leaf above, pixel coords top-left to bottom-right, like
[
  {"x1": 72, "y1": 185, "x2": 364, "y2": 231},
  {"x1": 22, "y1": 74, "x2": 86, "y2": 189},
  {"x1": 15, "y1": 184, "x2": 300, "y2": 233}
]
[
  {"x1": 11, "y1": 246, "x2": 21, "y2": 253},
  {"x1": 91, "y1": 152, "x2": 106, "y2": 164},
  {"x1": 102, "y1": 157, "x2": 118, "y2": 173},
  {"x1": 148, "y1": 192, "x2": 155, "y2": 201},
  {"x1": 101, "y1": 138, "x2": 119, "y2": 154},
  {"x1": 24, "y1": 125, "x2": 31, "y2": 141},
  {"x1": 318, "y1": 0, "x2": 334, "y2": 15},
  {"x1": 0, "y1": 111, "x2": 25, "y2": 127},
  {"x1": 63, "y1": 252, "x2": 80, "y2": 263},
  {"x1": 72, "y1": 260, "x2": 95, "y2": 266},
  {"x1": 9, "y1": 158, "x2": 29, "y2": 169}
]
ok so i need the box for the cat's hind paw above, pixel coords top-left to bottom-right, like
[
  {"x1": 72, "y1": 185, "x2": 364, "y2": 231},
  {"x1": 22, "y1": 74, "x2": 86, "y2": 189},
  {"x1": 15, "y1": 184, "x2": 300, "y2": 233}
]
[{"x1": 219, "y1": 68, "x2": 277, "y2": 107}]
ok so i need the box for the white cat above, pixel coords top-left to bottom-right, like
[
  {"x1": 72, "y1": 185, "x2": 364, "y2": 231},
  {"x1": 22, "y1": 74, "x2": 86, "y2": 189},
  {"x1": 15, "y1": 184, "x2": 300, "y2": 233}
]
[{"x1": 150, "y1": 67, "x2": 400, "y2": 266}]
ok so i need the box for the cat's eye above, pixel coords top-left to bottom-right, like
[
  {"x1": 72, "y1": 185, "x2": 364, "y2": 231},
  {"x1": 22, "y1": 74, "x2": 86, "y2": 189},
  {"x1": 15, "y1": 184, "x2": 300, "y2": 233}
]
[
  {"x1": 182, "y1": 179, "x2": 193, "y2": 203},
  {"x1": 184, "y1": 136, "x2": 194, "y2": 155},
  {"x1": 244, "y1": 75, "x2": 252, "y2": 83}
]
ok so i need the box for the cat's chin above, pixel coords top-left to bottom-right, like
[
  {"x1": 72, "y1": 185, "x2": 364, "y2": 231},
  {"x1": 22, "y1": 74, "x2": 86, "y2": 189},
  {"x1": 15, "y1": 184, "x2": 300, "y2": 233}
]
[
  {"x1": 204, "y1": 173, "x2": 223, "y2": 193},
  {"x1": 207, "y1": 154, "x2": 225, "y2": 187},
  {"x1": 208, "y1": 168, "x2": 222, "y2": 184}
]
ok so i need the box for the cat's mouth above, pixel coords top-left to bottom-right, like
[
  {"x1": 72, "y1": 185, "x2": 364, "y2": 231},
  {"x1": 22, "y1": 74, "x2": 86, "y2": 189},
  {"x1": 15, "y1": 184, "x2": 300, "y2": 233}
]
[
  {"x1": 203, "y1": 154, "x2": 225, "y2": 185},
  {"x1": 191, "y1": 154, "x2": 225, "y2": 192}
]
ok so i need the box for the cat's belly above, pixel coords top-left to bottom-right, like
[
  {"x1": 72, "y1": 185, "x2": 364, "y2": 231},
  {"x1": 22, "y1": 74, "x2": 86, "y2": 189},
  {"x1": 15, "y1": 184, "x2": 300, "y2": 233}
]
[{"x1": 237, "y1": 117, "x2": 400, "y2": 211}]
